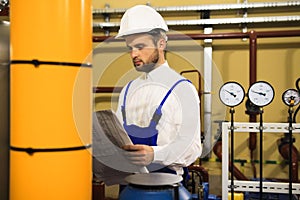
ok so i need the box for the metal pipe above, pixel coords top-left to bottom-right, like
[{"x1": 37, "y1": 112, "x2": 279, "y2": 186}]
[
  {"x1": 249, "y1": 31, "x2": 257, "y2": 85},
  {"x1": 258, "y1": 108, "x2": 264, "y2": 200},
  {"x1": 278, "y1": 139, "x2": 299, "y2": 182},
  {"x1": 188, "y1": 165, "x2": 209, "y2": 183},
  {"x1": 248, "y1": 30, "x2": 258, "y2": 178},
  {"x1": 213, "y1": 140, "x2": 248, "y2": 180},
  {"x1": 203, "y1": 26, "x2": 213, "y2": 158},
  {"x1": 180, "y1": 70, "x2": 202, "y2": 98},
  {"x1": 92, "y1": 30, "x2": 300, "y2": 43},
  {"x1": 93, "y1": 86, "x2": 122, "y2": 93},
  {"x1": 230, "y1": 108, "x2": 235, "y2": 200},
  {"x1": 93, "y1": 16, "x2": 300, "y2": 29},
  {"x1": 0, "y1": 20, "x2": 10, "y2": 200},
  {"x1": 180, "y1": 69, "x2": 204, "y2": 147},
  {"x1": 10, "y1": 1, "x2": 92, "y2": 199},
  {"x1": 92, "y1": 1, "x2": 300, "y2": 14}
]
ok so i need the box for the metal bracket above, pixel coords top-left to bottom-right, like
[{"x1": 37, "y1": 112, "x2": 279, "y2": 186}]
[{"x1": 222, "y1": 122, "x2": 300, "y2": 199}]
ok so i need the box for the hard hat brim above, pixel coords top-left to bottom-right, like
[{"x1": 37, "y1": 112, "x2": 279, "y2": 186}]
[{"x1": 115, "y1": 27, "x2": 168, "y2": 39}]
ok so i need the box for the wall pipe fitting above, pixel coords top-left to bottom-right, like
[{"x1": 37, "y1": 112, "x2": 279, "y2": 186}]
[
  {"x1": 213, "y1": 140, "x2": 248, "y2": 181},
  {"x1": 10, "y1": 1, "x2": 92, "y2": 199},
  {"x1": 278, "y1": 135, "x2": 299, "y2": 183}
]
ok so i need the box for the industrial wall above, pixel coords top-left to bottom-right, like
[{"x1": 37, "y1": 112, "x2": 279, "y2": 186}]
[{"x1": 92, "y1": 0, "x2": 300, "y2": 197}]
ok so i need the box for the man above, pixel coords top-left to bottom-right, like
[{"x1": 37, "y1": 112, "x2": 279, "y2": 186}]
[{"x1": 115, "y1": 5, "x2": 202, "y2": 180}]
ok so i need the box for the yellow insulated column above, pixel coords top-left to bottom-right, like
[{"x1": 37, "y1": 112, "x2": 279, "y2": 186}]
[{"x1": 10, "y1": 1, "x2": 92, "y2": 199}]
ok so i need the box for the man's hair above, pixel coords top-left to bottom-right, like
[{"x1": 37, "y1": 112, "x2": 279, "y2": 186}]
[{"x1": 148, "y1": 28, "x2": 168, "y2": 45}]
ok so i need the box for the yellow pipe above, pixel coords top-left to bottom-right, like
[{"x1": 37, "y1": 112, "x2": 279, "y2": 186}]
[{"x1": 10, "y1": 1, "x2": 92, "y2": 199}]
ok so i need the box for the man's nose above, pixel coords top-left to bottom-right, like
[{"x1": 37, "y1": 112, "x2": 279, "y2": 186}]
[{"x1": 130, "y1": 48, "x2": 139, "y2": 57}]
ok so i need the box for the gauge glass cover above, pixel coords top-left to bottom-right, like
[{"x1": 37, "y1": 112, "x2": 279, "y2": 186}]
[
  {"x1": 282, "y1": 89, "x2": 300, "y2": 106},
  {"x1": 219, "y1": 82, "x2": 245, "y2": 107},
  {"x1": 248, "y1": 81, "x2": 274, "y2": 107}
]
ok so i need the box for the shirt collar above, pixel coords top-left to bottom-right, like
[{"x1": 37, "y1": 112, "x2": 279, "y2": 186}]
[{"x1": 143, "y1": 61, "x2": 169, "y2": 80}]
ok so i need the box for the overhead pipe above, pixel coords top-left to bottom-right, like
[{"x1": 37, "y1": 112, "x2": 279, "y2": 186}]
[
  {"x1": 10, "y1": 1, "x2": 92, "y2": 199},
  {"x1": 93, "y1": 16, "x2": 300, "y2": 30},
  {"x1": 93, "y1": 29, "x2": 300, "y2": 95},
  {"x1": 93, "y1": 30, "x2": 300, "y2": 42},
  {"x1": 92, "y1": 1, "x2": 300, "y2": 14}
]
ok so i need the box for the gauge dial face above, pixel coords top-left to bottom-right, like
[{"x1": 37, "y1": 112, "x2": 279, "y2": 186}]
[
  {"x1": 248, "y1": 81, "x2": 275, "y2": 107},
  {"x1": 282, "y1": 89, "x2": 300, "y2": 106},
  {"x1": 219, "y1": 81, "x2": 245, "y2": 107}
]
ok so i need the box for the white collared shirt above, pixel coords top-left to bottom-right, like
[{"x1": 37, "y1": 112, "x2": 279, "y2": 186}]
[{"x1": 116, "y1": 61, "x2": 202, "y2": 175}]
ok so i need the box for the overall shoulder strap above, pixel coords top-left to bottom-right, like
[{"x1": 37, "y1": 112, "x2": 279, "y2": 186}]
[
  {"x1": 151, "y1": 79, "x2": 192, "y2": 125},
  {"x1": 121, "y1": 80, "x2": 134, "y2": 125}
]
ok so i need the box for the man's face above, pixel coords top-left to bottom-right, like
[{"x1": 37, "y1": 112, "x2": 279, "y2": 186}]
[{"x1": 125, "y1": 34, "x2": 159, "y2": 73}]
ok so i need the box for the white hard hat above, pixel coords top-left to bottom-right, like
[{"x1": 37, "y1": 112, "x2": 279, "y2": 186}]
[{"x1": 116, "y1": 5, "x2": 168, "y2": 38}]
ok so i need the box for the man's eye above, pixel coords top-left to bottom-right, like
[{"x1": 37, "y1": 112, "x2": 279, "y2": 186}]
[
  {"x1": 136, "y1": 45, "x2": 144, "y2": 50},
  {"x1": 127, "y1": 44, "x2": 145, "y2": 51}
]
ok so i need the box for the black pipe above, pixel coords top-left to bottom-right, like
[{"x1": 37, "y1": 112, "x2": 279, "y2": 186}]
[
  {"x1": 258, "y1": 108, "x2": 264, "y2": 200},
  {"x1": 230, "y1": 107, "x2": 235, "y2": 200},
  {"x1": 293, "y1": 77, "x2": 300, "y2": 123},
  {"x1": 288, "y1": 107, "x2": 294, "y2": 199}
]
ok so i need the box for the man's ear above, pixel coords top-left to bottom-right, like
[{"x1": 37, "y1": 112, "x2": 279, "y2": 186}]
[{"x1": 158, "y1": 39, "x2": 167, "y2": 50}]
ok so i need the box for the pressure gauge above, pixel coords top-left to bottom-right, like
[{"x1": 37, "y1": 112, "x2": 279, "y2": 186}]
[
  {"x1": 219, "y1": 81, "x2": 245, "y2": 107},
  {"x1": 247, "y1": 81, "x2": 275, "y2": 107},
  {"x1": 282, "y1": 89, "x2": 300, "y2": 106}
]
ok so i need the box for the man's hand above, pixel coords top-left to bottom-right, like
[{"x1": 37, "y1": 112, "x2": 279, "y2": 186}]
[{"x1": 122, "y1": 144, "x2": 154, "y2": 166}]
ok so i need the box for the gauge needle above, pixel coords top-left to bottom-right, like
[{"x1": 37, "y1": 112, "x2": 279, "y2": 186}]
[
  {"x1": 251, "y1": 90, "x2": 266, "y2": 96},
  {"x1": 225, "y1": 90, "x2": 236, "y2": 97}
]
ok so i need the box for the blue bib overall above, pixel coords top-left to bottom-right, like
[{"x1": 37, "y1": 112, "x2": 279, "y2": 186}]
[
  {"x1": 121, "y1": 79, "x2": 190, "y2": 146},
  {"x1": 121, "y1": 79, "x2": 191, "y2": 183},
  {"x1": 120, "y1": 79, "x2": 190, "y2": 190}
]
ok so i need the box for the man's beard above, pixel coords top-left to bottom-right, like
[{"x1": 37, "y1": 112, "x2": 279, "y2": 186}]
[{"x1": 133, "y1": 49, "x2": 159, "y2": 73}]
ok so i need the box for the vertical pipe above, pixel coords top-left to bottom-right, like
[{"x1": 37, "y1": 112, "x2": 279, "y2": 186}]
[
  {"x1": 249, "y1": 30, "x2": 257, "y2": 87},
  {"x1": 10, "y1": 1, "x2": 92, "y2": 200},
  {"x1": 288, "y1": 107, "x2": 294, "y2": 199},
  {"x1": 222, "y1": 122, "x2": 229, "y2": 200},
  {"x1": 0, "y1": 20, "x2": 10, "y2": 200},
  {"x1": 249, "y1": 30, "x2": 258, "y2": 178},
  {"x1": 230, "y1": 108, "x2": 235, "y2": 200},
  {"x1": 203, "y1": 27, "x2": 213, "y2": 158},
  {"x1": 258, "y1": 108, "x2": 264, "y2": 200}
]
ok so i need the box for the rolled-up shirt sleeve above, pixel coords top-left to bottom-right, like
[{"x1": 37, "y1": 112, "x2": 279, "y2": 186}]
[{"x1": 152, "y1": 81, "x2": 202, "y2": 168}]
